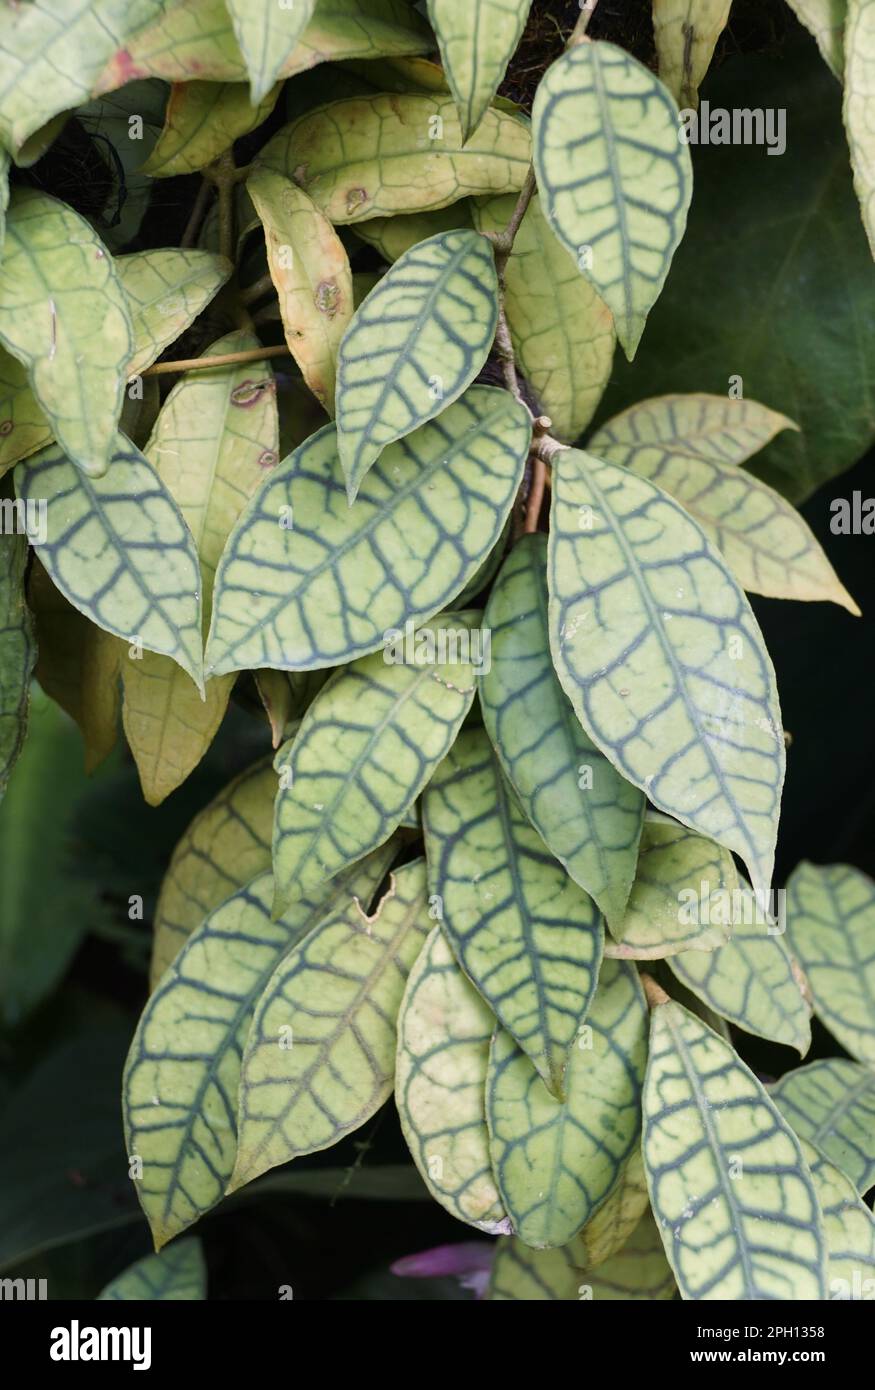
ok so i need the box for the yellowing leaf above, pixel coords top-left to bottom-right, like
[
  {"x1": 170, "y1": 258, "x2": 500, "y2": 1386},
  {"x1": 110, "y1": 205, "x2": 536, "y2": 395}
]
[
  {"x1": 427, "y1": 0, "x2": 532, "y2": 141},
  {"x1": 143, "y1": 81, "x2": 281, "y2": 177},
  {"x1": 336, "y1": 229, "x2": 498, "y2": 499},
  {"x1": 119, "y1": 248, "x2": 233, "y2": 379},
  {"x1": 489, "y1": 1210, "x2": 676, "y2": 1300},
  {"x1": 533, "y1": 41, "x2": 692, "y2": 357},
  {"x1": 653, "y1": 0, "x2": 732, "y2": 109},
  {"x1": 771, "y1": 1059, "x2": 875, "y2": 1194},
  {"x1": 226, "y1": 0, "x2": 316, "y2": 102},
  {"x1": 572, "y1": 1145, "x2": 651, "y2": 1270},
  {"x1": 98, "y1": 1238, "x2": 206, "y2": 1301},
  {"x1": 589, "y1": 394, "x2": 859, "y2": 612},
  {"x1": 845, "y1": 0, "x2": 875, "y2": 257},
  {"x1": 0, "y1": 532, "x2": 35, "y2": 798},
  {"x1": 354, "y1": 204, "x2": 474, "y2": 263},
  {"x1": 0, "y1": 190, "x2": 133, "y2": 477},
  {"x1": 548, "y1": 449, "x2": 785, "y2": 899},
  {"x1": 248, "y1": 168, "x2": 353, "y2": 414},
  {"x1": 258, "y1": 94, "x2": 532, "y2": 223}
]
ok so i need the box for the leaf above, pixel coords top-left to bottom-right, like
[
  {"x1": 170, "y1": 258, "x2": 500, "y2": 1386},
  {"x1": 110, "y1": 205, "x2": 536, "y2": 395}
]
[
  {"x1": 395, "y1": 924, "x2": 509, "y2": 1233},
  {"x1": 354, "y1": 204, "x2": 474, "y2": 263},
  {"x1": 226, "y1": 0, "x2": 316, "y2": 102},
  {"x1": 605, "y1": 816, "x2": 737, "y2": 959},
  {"x1": 125, "y1": 845, "x2": 395, "y2": 1246},
  {"x1": 206, "y1": 387, "x2": 531, "y2": 676},
  {"x1": 97, "y1": 1238, "x2": 206, "y2": 1301},
  {"x1": 643, "y1": 994, "x2": 827, "y2": 1300},
  {"x1": 480, "y1": 534, "x2": 644, "y2": 932},
  {"x1": 548, "y1": 449, "x2": 785, "y2": 899},
  {"x1": 846, "y1": 0, "x2": 875, "y2": 258},
  {"x1": 230, "y1": 858, "x2": 430, "y2": 1191},
  {"x1": 150, "y1": 757, "x2": 274, "y2": 988},
  {"x1": 120, "y1": 332, "x2": 278, "y2": 805},
  {"x1": 336, "y1": 230, "x2": 499, "y2": 500},
  {"x1": 472, "y1": 193, "x2": 615, "y2": 442},
  {"x1": 572, "y1": 1144, "x2": 651, "y2": 1269},
  {"x1": 532, "y1": 41, "x2": 692, "y2": 358},
  {"x1": 17, "y1": 435, "x2": 204, "y2": 692},
  {"x1": 248, "y1": 168, "x2": 353, "y2": 414},
  {"x1": 143, "y1": 80, "x2": 280, "y2": 178},
  {"x1": 489, "y1": 1210, "x2": 676, "y2": 1300},
  {"x1": 589, "y1": 394, "x2": 859, "y2": 613},
  {"x1": 0, "y1": 531, "x2": 34, "y2": 798},
  {"x1": 119, "y1": 249, "x2": 233, "y2": 380},
  {"x1": 0, "y1": 352, "x2": 53, "y2": 480},
  {"x1": 27, "y1": 558, "x2": 120, "y2": 774},
  {"x1": 772, "y1": 1059, "x2": 875, "y2": 1193},
  {"x1": 667, "y1": 901, "x2": 812, "y2": 1055},
  {"x1": 486, "y1": 959, "x2": 648, "y2": 1248},
  {"x1": 786, "y1": 861, "x2": 875, "y2": 1068},
  {"x1": 273, "y1": 613, "x2": 477, "y2": 913},
  {"x1": 257, "y1": 94, "x2": 532, "y2": 223},
  {"x1": 652, "y1": 0, "x2": 732, "y2": 108},
  {"x1": 0, "y1": 190, "x2": 133, "y2": 477},
  {"x1": 426, "y1": 0, "x2": 532, "y2": 142},
  {"x1": 424, "y1": 727, "x2": 604, "y2": 1097},
  {"x1": 786, "y1": 0, "x2": 846, "y2": 75},
  {"x1": 800, "y1": 1138, "x2": 875, "y2": 1297}
]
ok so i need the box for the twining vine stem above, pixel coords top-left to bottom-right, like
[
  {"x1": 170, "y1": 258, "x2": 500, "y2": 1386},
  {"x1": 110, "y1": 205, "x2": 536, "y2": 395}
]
[{"x1": 141, "y1": 345, "x2": 291, "y2": 377}]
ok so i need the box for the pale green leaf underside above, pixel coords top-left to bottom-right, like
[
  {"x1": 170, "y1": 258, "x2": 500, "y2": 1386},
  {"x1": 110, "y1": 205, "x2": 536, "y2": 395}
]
[
  {"x1": 0, "y1": 533, "x2": 35, "y2": 799},
  {"x1": 486, "y1": 959, "x2": 648, "y2": 1248},
  {"x1": 226, "y1": 0, "x2": 316, "y2": 102},
  {"x1": 548, "y1": 449, "x2": 785, "y2": 899},
  {"x1": 427, "y1": 0, "x2": 532, "y2": 141},
  {"x1": 206, "y1": 387, "x2": 531, "y2": 676},
  {"x1": 489, "y1": 1211, "x2": 676, "y2": 1300},
  {"x1": 786, "y1": 0, "x2": 846, "y2": 75},
  {"x1": 644, "y1": 999, "x2": 827, "y2": 1299},
  {"x1": 353, "y1": 203, "x2": 473, "y2": 263},
  {"x1": 771, "y1": 1058, "x2": 875, "y2": 1193},
  {"x1": 572, "y1": 1145, "x2": 652, "y2": 1270},
  {"x1": 801, "y1": 1138, "x2": 875, "y2": 1297},
  {"x1": 336, "y1": 229, "x2": 498, "y2": 500},
  {"x1": 231, "y1": 858, "x2": 430, "y2": 1189},
  {"x1": 144, "y1": 80, "x2": 281, "y2": 177},
  {"x1": 845, "y1": 0, "x2": 875, "y2": 257},
  {"x1": 17, "y1": 434, "x2": 204, "y2": 690},
  {"x1": 97, "y1": 1238, "x2": 206, "y2": 1300},
  {"x1": 480, "y1": 533, "x2": 644, "y2": 932},
  {"x1": 424, "y1": 726, "x2": 604, "y2": 1098},
  {"x1": 532, "y1": 41, "x2": 693, "y2": 357},
  {"x1": 785, "y1": 860, "x2": 875, "y2": 1066},
  {"x1": 395, "y1": 924, "x2": 510, "y2": 1233}
]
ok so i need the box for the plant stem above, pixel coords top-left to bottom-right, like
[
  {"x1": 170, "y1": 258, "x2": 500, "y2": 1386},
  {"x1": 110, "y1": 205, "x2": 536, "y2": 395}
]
[
  {"x1": 206, "y1": 151, "x2": 238, "y2": 262},
  {"x1": 181, "y1": 177, "x2": 214, "y2": 249},
  {"x1": 141, "y1": 345, "x2": 291, "y2": 377},
  {"x1": 569, "y1": 0, "x2": 600, "y2": 46},
  {"x1": 240, "y1": 272, "x2": 276, "y2": 306}
]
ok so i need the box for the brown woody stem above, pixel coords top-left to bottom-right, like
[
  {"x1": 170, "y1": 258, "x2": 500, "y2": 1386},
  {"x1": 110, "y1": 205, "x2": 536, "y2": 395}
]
[{"x1": 140, "y1": 345, "x2": 291, "y2": 377}]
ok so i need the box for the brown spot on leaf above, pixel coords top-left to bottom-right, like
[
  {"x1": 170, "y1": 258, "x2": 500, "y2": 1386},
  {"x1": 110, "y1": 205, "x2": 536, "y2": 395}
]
[
  {"x1": 314, "y1": 279, "x2": 340, "y2": 317},
  {"x1": 345, "y1": 186, "x2": 369, "y2": 215},
  {"x1": 230, "y1": 378, "x2": 276, "y2": 408},
  {"x1": 0, "y1": 420, "x2": 13, "y2": 436},
  {"x1": 258, "y1": 450, "x2": 278, "y2": 470}
]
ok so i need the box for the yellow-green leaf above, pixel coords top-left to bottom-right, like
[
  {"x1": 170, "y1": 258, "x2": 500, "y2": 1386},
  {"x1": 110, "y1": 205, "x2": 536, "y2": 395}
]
[
  {"x1": 0, "y1": 531, "x2": 34, "y2": 798},
  {"x1": 548, "y1": 449, "x2": 785, "y2": 899},
  {"x1": 206, "y1": 387, "x2": 531, "y2": 675},
  {"x1": 0, "y1": 351, "x2": 52, "y2": 479},
  {"x1": 0, "y1": 190, "x2": 133, "y2": 477},
  {"x1": 845, "y1": 0, "x2": 875, "y2": 257},
  {"x1": 588, "y1": 394, "x2": 859, "y2": 612},
  {"x1": 258, "y1": 94, "x2": 532, "y2": 223},
  {"x1": 800, "y1": 1138, "x2": 875, "y2": 1298},
  {"x1": 488, "y1": 1210, "x2": 676, "y2": 1300},
  {"x1": 486, "y1": 959, "x2": 648, "y2": 1248},
  {"x1": 230, "y1": 858, "x2": 430, "y2": 1190},
  {"x1": 653, "y1": 0, "x2": 732, "y2": 109},
  {"x1": 97, "y1": 1237, "x2": 206, "y2": 1300},
  {"x1": 786, "y1": 860, "x2": 875, "y2": 1066},
  {"x1": 787, "y1": 0, "x2": 846, "y2": 76},
  {"x1": 572, "y1": 1144, "x2": 652, "y2": 1270},
  {"x1": 427, "y1": 0, "x2": 532, "y2": 141},
  {"x1": 472, "y1": 192, "x2": 615, "y2": 441},
  {"x1": 248, "y1": 168, "x2": 353, "y2": 414},
  {"x1": 354, "y1": 204, "x2": 474, "y2": 263},
  {"x1": 395, "y1": 924, "x2": 510, "y2": 1233},
  {"x1": 643, "y1": 995, "x2": 827, "y2": 1299},
  {"x1": 120, "y1": 248, "x2": 233, "y2": 378},
  {"x1": 772, "y1": 1059, "x2": 875, "y2": 1194},
  {"x1": 480, "y1": 534, "x2": 644, "y2": 932},
  {"x1": 143, "y1": 80, "x2": 280, "y2": 177},
  {"x1": 532, "y1": 41, "x2": 692, "y2": 358},
  {"x1": 17, "y1": 434, "x2": 204, "y2": 691},
  {"x1": 424, "y1": 726, "x2": 604, "y2": 1097},
  {"x1": 226, "y1": 0, "x2": 316, "y2": 103},
  {"x1": 336, "y1": 230, "x2": 498, "y2": 499}
]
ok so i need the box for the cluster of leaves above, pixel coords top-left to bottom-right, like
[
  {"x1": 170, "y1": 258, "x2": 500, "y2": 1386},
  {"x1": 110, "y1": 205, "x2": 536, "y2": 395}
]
[{"x1": 1, "y1": 0, "x2": 874, "y2": 1302}]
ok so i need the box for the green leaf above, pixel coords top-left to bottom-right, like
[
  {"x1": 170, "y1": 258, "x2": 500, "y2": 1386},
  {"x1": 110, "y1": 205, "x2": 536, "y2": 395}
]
[
  {"x1": 336, "y1": 230, "x2": 498, "y2": 501},
  {"x1": 786, "y1": 0, "x2": 846, "y2": 75},
  {"x1": 395, "y1": 924, "x2": 510, "y2": 1233},
  {"x1": 354, "y1": 204, "x2": 474, "y2": 264},
  {"x1": 0, "y1": 532, "x2": 34, "y2": 799},
  {"x1": 572, "y1": 1144, "x2": 652, "y2": 1270},
  {"x1": 426, "y1": 0, "x2": 532, "y2": 142},
  {"x1": 589, "y1": 394, "x2": 859, "y2": 613},
  {"x1": 486, "y1": 959, "x2": 648, "y2": 1248},
  {"x1": 424, "y1": 726, "x2": 603, "y2": 1097},
  {"x1": 119, "y1": 249, "x2": 233, "y2": 379},
  {"x1": 786, "y1": 861, "x2": 875, "y2": 1067},
  {"x1": 0, "y1": 190, "x2": 133, "y2": 477},
  {"x1": 845, "y1": 0, "x2": 875, "y2": 258},
  {"x1": 226, "y1": 0, "x2": 316, "y2": 103},
  {"x1": 548, "y1": 449, "x2": 785, "y2": 900},
  {"x1": 273, "y1": 613, "x2": 477, "y2": 913},
  {"x1": 125, "y1": 844, "x2": 395, "y2": 1246},
  {"x1": 480, "y1": 534, "x2": 644, "y2": 932},
  {"x1": 771, "y1": 1059, "x2": 875, "y2": 1193},
  {"x1": 800, "y1": 1138, "x2": 875, "y2": 1298},
  {"x1": 489, "y1": 1211, "x2": 676, "y2": 1300},
  {"x1": 472, "y1": 193, "x2": 615, "y2": 442},
  {"x1": 257, "y1": 94, "x2": 531, "y2": 223},
  {"x1": 230, "y1": 858, "x2": 430, "y2": 1191},
  {"x1": 248, "y1": 168, "x2": 353, "y2": 414},
  {"x1": 532, "y1": 41, "x2": 692, "y2": 358},
  {"x1": 667, "y1": 901, "x2": 812, "y2": 1055},
  {"x1": 17, "y1": 435, "x2": 204, "y2": 692},
  {"x1": 206, "y1": 387, "x2": 531, "y2": 676},
  {"x1": 0, "y1": 351, "x2": 53, "y2": 480},
  {"x1": 150, "y1": 757, "x2": 274, "y2": 987},
  {"x1": 97, "y1": 1238, "x2": 206, "y2": 1301},
  {"x1": 606, "y1": 816, "x2": 737, "y2": 959},
  {"x1": 120, "y1": 332, "x2": 278, "y2": 805},
  {"x1": 652, "y1": 0, "x2": 732, "y2": 108},
  {"x1": 143, "y1": 80, "x2": 280, "y2": 177},
  {"x1": 643, "y1": 994, "x2": 827, "y2": 1300}
]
